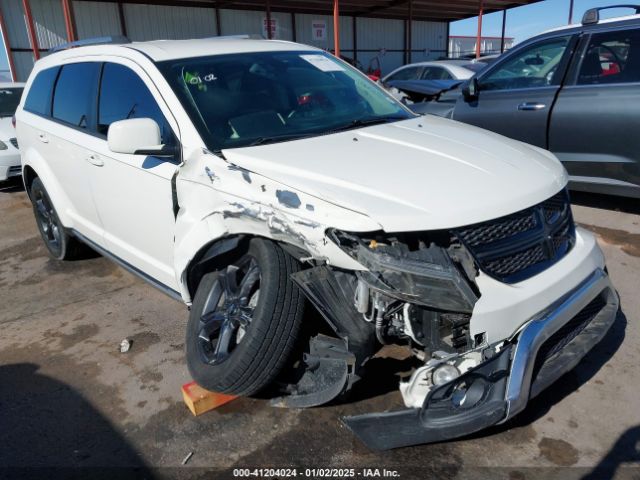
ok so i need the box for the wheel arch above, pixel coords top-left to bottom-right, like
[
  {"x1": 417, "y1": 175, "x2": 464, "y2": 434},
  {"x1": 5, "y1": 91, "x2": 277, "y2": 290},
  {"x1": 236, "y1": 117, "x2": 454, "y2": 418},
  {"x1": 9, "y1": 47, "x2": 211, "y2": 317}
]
[
  {"x1": 183, "y1": 234, "x2": 309, "y2": 300},
  {"x1": 21, "y1": 149, "x2": 74, "y2": 227},
  {"x1": 22, "y1": 165, "x2": 38, "y2": 195}
]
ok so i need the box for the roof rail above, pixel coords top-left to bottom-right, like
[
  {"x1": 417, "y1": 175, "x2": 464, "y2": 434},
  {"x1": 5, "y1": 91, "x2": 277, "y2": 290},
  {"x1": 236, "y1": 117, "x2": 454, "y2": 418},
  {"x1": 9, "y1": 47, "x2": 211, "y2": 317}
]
[
  {"x1": 50, "y1": 35, "x2": 131, "y2": 53},
  {"x1": 582, "y1": 4, "x2": 640, "y2": 25},
  {"x1": 203, "y1": 34, "x2": 265, "y2": 40}
]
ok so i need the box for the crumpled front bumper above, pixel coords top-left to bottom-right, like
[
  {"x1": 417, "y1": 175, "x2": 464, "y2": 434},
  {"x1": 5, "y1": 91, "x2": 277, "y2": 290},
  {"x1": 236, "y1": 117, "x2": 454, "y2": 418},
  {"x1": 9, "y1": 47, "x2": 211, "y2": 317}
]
[{"x1": 344, "y1": 268, "x2": 619, "y2": 450}]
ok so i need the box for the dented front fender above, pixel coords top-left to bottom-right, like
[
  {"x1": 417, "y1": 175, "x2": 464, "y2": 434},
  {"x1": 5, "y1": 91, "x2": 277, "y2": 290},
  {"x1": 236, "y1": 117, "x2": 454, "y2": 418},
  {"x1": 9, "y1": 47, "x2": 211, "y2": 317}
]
[{"x1": 173, "y1": 149, "x2": 381, "y2": 302}]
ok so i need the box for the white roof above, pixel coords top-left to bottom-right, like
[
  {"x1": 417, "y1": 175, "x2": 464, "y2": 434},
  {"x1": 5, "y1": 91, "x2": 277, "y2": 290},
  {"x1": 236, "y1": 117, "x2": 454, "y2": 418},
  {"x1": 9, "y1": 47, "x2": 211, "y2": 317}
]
[
  {"x1": 39, "y1": 37, "x2": 320, "y2": 66},
  {"x1": 129, "y1": 37, "x2": 318, "y2": 61}
]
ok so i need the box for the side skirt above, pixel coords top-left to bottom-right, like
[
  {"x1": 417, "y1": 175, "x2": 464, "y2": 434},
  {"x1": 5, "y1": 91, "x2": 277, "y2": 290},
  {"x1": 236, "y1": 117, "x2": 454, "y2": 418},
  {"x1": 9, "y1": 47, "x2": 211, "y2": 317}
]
[{"x1": 71, "y1": 230, "x2": 183, "y2": 303}]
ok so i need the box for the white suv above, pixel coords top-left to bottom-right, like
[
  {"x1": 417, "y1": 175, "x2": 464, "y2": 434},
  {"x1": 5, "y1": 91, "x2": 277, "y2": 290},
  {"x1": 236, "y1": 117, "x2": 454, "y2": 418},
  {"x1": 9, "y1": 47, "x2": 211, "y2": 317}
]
[
  {"x1": 0, "y1": 82, "x2": 25, "y2": 182},
  {"x1": 15, "y1": 37, "x2": 619, "y2": 450}
]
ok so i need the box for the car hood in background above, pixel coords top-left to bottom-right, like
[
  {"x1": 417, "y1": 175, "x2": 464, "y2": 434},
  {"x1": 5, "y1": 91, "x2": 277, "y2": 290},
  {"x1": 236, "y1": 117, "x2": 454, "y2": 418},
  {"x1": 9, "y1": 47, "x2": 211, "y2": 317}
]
[
  {"x1": 386, "y1": 79, "x2": 463, "y2": 98},
  {"x1": 222, "y1": 117, "x2": 567, "y2": 232}
]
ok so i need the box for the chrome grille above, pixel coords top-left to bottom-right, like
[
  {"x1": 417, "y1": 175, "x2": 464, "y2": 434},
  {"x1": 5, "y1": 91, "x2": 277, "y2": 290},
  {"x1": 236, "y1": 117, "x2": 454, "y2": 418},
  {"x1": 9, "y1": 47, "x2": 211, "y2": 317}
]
[{"x1": 453, "y1": 189, "x2": 575, "y2": 283}]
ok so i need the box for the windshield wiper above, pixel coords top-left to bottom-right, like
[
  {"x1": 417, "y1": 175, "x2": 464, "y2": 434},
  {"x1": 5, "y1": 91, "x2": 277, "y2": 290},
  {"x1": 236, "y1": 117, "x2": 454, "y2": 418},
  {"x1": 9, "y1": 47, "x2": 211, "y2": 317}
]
[
  {"x1": 328, "y1": 116, "x2": 408, "y2": 134},
  {"x1": 246, "y1": 132, "x2": 316, "y2": 147}
]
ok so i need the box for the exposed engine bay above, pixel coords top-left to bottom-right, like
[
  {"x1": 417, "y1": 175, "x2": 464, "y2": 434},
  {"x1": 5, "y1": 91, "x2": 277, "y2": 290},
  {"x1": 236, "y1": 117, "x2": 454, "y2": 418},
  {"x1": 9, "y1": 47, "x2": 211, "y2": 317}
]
[{"x1": 277, "y1": 227, "x2": 494, "y2": 411}]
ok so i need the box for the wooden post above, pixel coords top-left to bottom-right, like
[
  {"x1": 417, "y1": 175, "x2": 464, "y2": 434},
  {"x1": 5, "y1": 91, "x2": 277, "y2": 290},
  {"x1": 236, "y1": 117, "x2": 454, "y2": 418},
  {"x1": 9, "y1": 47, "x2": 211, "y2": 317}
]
[
  {"x1": 475, "y1": 0, "x2": 483, "y2": 59},
  {"x1": 333, "y1": 0, "x2": 340, "y2": 57},
  {"x1": 22, "y1": 0, "x2": 40, "y2": 60}
]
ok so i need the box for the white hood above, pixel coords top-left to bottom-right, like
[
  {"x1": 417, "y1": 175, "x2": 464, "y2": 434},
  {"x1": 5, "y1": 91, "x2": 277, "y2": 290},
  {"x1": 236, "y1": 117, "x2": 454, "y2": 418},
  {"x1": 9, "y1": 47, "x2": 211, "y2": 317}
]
[{"x1": 222, "y1": 116, "x2": 568, "y2": 232}]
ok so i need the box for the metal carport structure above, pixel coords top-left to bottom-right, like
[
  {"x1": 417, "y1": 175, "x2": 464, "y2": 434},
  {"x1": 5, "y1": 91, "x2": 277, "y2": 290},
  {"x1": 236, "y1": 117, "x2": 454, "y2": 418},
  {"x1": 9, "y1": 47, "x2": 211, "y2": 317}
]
[{"x1": 1, "y1": 0, "x2": 545, "y2": 82}]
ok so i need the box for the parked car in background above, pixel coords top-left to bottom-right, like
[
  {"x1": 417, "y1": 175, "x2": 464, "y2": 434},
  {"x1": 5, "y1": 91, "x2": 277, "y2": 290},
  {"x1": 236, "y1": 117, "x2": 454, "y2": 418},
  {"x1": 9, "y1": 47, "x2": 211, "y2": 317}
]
[
  {"x1": 419, "y1": 6, "x2": 640, "y2": 199},
  {"x1": 0, "y1": 82, "x2": 24, "y2": 182},
  {"x1": 16, "y1": 36, "x2": 618, "y2": 450},
  {"x1": 381, "y1": 60, "x2": 485, "y2": 102}
]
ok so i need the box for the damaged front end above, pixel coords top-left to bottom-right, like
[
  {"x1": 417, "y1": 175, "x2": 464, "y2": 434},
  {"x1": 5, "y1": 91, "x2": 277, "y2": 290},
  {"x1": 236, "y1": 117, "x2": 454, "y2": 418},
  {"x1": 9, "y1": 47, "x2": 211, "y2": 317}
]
[
  {"x1": 281, "y1": 226, "x2": 618, "y2": 451},
  {"x1": 276, "y1": 227, "x2": 494, "y2": 431}
]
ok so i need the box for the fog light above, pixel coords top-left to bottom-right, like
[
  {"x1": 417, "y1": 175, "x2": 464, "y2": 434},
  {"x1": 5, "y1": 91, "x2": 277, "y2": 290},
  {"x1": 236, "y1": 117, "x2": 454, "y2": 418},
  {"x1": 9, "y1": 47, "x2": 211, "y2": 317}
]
[
  {"x1": 431, "y1": 364, "x2": 460, "y2": 386},
  {"x1": 451, "y1": 378, "x2": 486, "y2": 408}
]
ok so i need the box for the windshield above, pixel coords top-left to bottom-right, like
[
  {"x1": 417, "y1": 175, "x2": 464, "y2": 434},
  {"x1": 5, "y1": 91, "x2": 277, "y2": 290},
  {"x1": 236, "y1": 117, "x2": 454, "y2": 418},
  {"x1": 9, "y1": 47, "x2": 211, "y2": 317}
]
[
  {"x1": 159, "y1": 51, "x2": 413, "y2": 151},
  {"x1": 0, "y1": 87, "x2": 23, "y2": 117}
]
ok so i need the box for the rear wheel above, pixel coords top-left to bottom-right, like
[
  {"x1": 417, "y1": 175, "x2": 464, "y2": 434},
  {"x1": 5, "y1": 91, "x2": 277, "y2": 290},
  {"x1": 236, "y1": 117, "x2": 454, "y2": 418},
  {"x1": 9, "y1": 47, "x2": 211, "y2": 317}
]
[
  {"x1": 30, "y1": 177, "x2": 87, "y2": 260},
  {"x1": 186, "y1": 238, "x2": 304, "y2": 396}
]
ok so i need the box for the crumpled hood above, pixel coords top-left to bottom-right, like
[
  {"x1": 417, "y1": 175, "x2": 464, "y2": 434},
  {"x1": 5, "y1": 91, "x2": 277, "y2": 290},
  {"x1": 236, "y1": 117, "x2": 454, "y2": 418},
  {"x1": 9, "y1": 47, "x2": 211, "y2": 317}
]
[{"x1": 222, "y1": 116, "x2": 567, "y2": 232}]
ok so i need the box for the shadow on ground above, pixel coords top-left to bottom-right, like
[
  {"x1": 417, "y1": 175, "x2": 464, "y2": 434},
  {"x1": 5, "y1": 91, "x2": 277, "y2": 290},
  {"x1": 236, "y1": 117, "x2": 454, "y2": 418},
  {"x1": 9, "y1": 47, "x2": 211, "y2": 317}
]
[{"x1": 0, "y1": 363, "x2": 155, "y2": 479}]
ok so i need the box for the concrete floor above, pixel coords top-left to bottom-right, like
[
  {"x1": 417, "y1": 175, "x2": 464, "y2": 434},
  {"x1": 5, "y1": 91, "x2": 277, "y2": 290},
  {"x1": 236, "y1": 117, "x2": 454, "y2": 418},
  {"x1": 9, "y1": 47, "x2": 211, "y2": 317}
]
[{"x1": 1, "y1": 179, "x2": 639, "y2": 479}]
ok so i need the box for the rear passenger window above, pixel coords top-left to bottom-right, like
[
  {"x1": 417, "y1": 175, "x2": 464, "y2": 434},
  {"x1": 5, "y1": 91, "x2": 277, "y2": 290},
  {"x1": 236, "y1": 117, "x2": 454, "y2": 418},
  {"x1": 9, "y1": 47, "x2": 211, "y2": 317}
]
[
  {"x1": 98, "y1": 63, "x2": 174, "y2": 145},
  {"x1": 578, "y1": 28, "x2": 640, "y2": 85},
  {"x1": 52, "y1": 63, "x2": 100, "y2": 128},
  {"x1": 24, "y1": 67, "x2": 59, "y2": 116}
]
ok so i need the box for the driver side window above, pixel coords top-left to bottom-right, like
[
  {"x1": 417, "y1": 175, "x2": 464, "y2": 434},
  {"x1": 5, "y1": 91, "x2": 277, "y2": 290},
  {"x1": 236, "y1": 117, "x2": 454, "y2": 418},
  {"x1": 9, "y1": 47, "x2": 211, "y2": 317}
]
[{"x1": 480, "y1": 37, "x2": 570, "y2": 91}]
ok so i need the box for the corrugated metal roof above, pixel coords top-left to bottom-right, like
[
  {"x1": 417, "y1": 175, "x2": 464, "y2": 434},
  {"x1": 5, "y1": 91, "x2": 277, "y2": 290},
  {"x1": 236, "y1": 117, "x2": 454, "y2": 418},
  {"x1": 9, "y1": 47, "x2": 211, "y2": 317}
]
[{"x1": 109, "y1": 0, "x2": 543, "y2": 22}]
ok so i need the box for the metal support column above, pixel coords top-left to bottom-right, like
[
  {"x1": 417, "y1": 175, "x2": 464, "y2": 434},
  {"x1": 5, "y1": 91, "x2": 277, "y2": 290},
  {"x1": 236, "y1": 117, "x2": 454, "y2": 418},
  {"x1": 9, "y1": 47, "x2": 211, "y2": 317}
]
[
  {"x1": 117, "y1": 1, "x2": 127, "y2": 37},
  {"x1": 61, "y1": 0, "x2": 76, "y2": 42},
  {"x1": 407, "y1": 0, "x2": 413, "y2": 63},
  {"x1": 22, "y1": 0, "x2": 40, "y2": 60},
  {"x1": 475, "y1": 0, "x2": 484, "y2": 59},
  {"x1": 266, "y1": 0, "x2": 272, "y2": 39},
  {"x1": 333, "y1": 0, "x2": 340, "y2": 57},
  {"x1": 0, "y1": 4, "x2": 17, "y2": 81},
  {"x1": 568, "y1": 0, "x2": 574, "y2": 24},
  {"x1": 500, "y1": 9, "x2": 507, "y2": 53}
]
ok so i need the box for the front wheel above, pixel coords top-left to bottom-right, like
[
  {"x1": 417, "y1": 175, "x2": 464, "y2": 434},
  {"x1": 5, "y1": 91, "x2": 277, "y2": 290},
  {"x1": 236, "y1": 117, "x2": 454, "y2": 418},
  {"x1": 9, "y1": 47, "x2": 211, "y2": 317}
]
[{"x1": 185, "y1": 238, "x2": 304, "y2": 396}]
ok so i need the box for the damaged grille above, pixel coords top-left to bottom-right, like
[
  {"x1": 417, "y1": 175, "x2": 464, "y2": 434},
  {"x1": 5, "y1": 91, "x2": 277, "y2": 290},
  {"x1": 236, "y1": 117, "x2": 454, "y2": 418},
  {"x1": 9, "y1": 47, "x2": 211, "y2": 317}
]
[{"x1": 453, "y1": 189, "x2": 575, "y2": 283}]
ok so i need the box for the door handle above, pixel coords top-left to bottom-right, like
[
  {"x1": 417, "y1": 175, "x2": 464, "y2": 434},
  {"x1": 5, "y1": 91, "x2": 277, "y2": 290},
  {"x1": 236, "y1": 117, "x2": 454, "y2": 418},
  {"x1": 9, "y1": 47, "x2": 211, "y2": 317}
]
[
  {"x1": 38, "y1": 133, "x2": 49, "y2": 144},
  {"x1": 87, "y1": 154, "x2": 104, "y2": 167},
  {"x1": 517, "y1": 102, "x2": 546, "y2": 111}
]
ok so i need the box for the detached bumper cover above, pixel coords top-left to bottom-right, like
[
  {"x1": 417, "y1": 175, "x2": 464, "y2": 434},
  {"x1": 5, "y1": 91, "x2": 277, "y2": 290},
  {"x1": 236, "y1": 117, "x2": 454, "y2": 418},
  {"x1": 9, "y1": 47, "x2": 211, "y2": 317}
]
[{"x1": 344, "y1": 268, "x2": 619, "y2": 450}]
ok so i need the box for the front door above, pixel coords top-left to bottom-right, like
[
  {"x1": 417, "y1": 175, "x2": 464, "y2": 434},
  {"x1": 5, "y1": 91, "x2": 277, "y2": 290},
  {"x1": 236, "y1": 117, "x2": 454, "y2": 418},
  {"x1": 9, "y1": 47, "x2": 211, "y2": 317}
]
[
  {"x1": 453, "y1": 35, "x2": 576, "y2": 148},
  {"x1": 82, "y1": 61, "x2": 181, "y2": 290}
]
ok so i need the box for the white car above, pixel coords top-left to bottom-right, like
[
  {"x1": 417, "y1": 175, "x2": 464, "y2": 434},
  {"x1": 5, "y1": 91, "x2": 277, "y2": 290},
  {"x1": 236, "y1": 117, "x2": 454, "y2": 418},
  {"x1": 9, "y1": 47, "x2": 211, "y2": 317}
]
[
  {"x1": 0, "y1": 82, "x2": 24, "y2": 181},
  {"x1": 381, "y1": 60, "x2": 485, "y2": 83},
  {"x1": 15, "y1": 37, "x2": 618, "y2": 450}
]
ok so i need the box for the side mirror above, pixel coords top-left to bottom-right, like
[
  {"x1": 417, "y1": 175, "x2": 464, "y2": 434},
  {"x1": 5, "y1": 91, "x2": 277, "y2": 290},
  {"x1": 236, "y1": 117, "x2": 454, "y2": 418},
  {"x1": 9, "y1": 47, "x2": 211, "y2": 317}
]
[
  {"x1": 462, "y1": 77, "x2": 480, "y2": 102},
  {"x1": 107, "y1": 118, "x2": 175, "y2": 157}
]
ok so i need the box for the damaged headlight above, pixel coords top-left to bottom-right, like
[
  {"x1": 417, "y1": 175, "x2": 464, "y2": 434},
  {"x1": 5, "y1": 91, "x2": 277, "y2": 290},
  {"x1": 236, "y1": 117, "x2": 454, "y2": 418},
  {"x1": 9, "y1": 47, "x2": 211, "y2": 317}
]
[{"x1": 327, "y1": 229, "x2": 479, "y2": 313}]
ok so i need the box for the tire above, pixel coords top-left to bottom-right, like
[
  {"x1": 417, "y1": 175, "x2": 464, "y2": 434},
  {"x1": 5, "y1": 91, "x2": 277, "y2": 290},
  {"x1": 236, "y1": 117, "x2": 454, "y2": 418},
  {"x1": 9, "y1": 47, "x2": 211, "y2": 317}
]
[
  {"x1": 186, "y1": 238, "x2": 304, "y2": 396},
  {"x1": 29, "y1": 177, "x2": 87, "y2": 260}
]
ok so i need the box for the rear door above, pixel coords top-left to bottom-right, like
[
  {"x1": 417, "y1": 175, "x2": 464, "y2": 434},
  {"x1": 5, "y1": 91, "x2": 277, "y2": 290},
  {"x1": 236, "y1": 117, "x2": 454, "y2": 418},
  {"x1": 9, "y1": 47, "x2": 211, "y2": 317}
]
[
  {"x1": 24, "y1": 62, "x2": 104, "y2": 242},
  {"x1": 81, "y1": 60, "x2": 180, "y2": 290},
  {"x1": 549, "y1": 26, "x2": 640, "y2": 196},
  {"x1": 452, "y1": 35, "x2": 576, "y2": 148}
]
